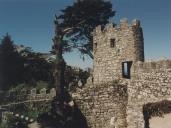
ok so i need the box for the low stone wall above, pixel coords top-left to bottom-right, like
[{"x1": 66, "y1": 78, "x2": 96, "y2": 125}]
[
  {"x1": 71, "y1": 82, "x2": 127, "y2": 128},
  {"x1": 0, "y1": 88, "x2": 56, "y2": 105}
]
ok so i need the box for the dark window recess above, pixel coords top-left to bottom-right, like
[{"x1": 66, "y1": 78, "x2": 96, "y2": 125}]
[
  {"x1": 110, "y1": 39, "x2": 115, "y2": 47},
  {"x1": 122, "y1": 61, "x2": 132, "y2": 79},
  {"x1": 94, "y1": 43, "x2": 97, "y2": 49}
]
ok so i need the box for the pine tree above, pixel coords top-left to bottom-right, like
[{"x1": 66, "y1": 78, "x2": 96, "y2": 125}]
[
  {"x1": 0, "y1": 34, "x2": 24, "y2": 90},
  {"x1": 52, "y1": 0, "x2": 115, "y2": 59},
  {"x1": 50, "y1": 1, "x2": 115, "y2": 127}
]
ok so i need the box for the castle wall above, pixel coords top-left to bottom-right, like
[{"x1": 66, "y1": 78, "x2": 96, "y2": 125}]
[
  {"x1": 71, "y1": 82, "x2": 127, "y2": 128},
  {"x1": 93, "y1": 19, "x2": 144, "y2": 84},
  {"x1": 127, "y1": 60, "x2": 171, "y2": 128},
  {"x1": 72, "y1": 18, "x2": 171, "y2": 128}
]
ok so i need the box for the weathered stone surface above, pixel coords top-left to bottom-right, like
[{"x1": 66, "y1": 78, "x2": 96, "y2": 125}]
[
  {"x1": 93, "y1": 18, "x2": 144, "y2": 84},
  {"x1": 71, "y1": 82, "x2": 127, "y2": 128},
  {"x1": 71, "y1": 18, "x2": 171, "y2": 128}
]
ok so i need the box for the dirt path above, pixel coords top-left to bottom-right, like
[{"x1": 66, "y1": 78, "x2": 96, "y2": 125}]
[
  {"x1": 28, "y1": 121, "x2": 41, "y2": 128},
  {"x1": 150, "y1": 113, "x2": 171, "y2": 128}
]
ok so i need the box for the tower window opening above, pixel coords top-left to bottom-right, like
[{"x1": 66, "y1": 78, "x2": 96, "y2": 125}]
[
  {"x1": 110, "y1": 39, "x2": 115, "y2": 48},
  {"x1": 122, "y1": 61, "x2": 132, "y2": 79},
  {"x1": 94, "y1": 43, "x2": 97, "y2": 49}
]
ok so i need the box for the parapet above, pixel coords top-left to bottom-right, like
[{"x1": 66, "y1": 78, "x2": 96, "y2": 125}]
[
  {"x1": 7, "y1": 88, "x2": 56, "y2": 97},
  {"x1": 134, "y1": 59, "x2": 171, "y2": 70},
  {"x1": 94, "y1": 18, "x2": 142, "y2": 35}
]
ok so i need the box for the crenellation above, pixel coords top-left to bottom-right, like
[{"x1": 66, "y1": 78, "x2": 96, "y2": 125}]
[
  {"x1": 94, "y1": 18, "x2": 143, "y2": 41},
  {"x1": 94, "y1": 25, "x2": 102, "y2": 36},
  {"x1": 104, "y1": 23, "x2": 115, "y2": 32},
  {"x1": 131, "y1": 19, "x2": 140, "y2": 27},
  {"x1": 119, "y1": 18, "x2": 129, "y2": 30}
]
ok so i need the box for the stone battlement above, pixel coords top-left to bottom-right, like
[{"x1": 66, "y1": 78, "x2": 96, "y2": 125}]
[
  {"x1": 0, "y1": 88, "x2": 56, "y2": 105},
  {"x1": 94, "y1": 18, "x2": 141, "y2": 36}
]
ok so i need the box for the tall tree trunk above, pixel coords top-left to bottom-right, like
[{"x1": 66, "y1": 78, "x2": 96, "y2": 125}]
[{"x1": 53, "y1": 22, "x2": 65, "y2": 98}]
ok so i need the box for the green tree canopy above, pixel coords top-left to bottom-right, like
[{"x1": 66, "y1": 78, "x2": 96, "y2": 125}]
[
  {"x1": 0, "y1": 34, "x2": 24, "y2": 90},
  {"x1": 53, "y1": 0, "x2": 115, "y2": 59}
]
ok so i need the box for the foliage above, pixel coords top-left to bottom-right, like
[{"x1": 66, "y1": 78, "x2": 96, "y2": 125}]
[
  {"x1": 24, "y1": 106, "x2": 50, "y2": 120},
  {"x1": 0, "y1": 34, "x2": 24, "y2": 90},
  {"x1": 38, "y1": 95, "x2": 88, "y2": 128},
  {"x1": 0, "y1": 101, "x2": 51, "y2": 127},
  {"x1": 0, "y1": 122, "x2": 7, "y2": 128},
  {"x1": 78, "y1": 69, "x2": 90, "y2": 85},
  {"x1": 53, "y1": 0, "x2": 115, "y2": 59},
  {"x1": 23, "y1": 54, "x2": 54, "y2": 85},
  {"x1": 6, "y1": 115, "x2": 28, "y2": 128},
  {"x1": 9, "y1": 83, "x2": 29, "y2": 93},
  {"x1": 64, "y1": 66, "x2": 78, "y2": 87},
  {"x1": 36, "y1": 81, "x2": 49, "y2": 90},
  {"x1": 64, "y1": 66, "x2": 90, "y2": 90},
  {"x1": 0, "y1": 33, "x2": 54, "y2": 90}
]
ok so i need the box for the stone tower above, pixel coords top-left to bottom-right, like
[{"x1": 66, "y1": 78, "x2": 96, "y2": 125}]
[{"x1": 93, "y1": 18, "x2": 144, "y2": 84}]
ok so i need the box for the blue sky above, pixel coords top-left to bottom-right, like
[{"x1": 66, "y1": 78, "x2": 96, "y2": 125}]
[{"x1": 0, "y1": 0, "x2": 170, "y2": 68}]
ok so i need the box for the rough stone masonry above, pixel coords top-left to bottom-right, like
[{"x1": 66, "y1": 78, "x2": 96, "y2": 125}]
[{"x1": 71, "y1": 18, "x2": 171, "y2": 128}]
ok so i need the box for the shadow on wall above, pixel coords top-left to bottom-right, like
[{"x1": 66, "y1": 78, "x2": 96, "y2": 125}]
[
  {"x1": 37, "y1": 92, "x2": 88, "y2": 128},
  {"x1": 143, "y1": 100, "x2": 171, "y2": 128}
]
